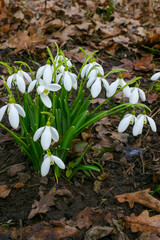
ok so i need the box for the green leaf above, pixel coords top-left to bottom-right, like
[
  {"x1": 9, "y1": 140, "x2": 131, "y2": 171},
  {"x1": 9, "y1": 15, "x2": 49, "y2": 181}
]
[
  {"x1": 66, "y1": 169, "x2": 72, "y2": 178},
  {"x1": 60, "y1": 126, "x2": 75, "y2": 149},
  {"x1": 0, "y1": 62, "x2": 13, "y2": 75},
  {"x1": 104, "y1": 68, "x2": 127, "y2": 78}
]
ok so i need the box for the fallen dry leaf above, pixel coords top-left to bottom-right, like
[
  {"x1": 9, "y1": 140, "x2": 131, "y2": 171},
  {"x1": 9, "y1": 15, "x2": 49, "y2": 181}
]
[
  {"x1": 0, "y1": 185, "x2": 11, "y2": 198},
  {"x1": 12, "y1": 221, "x2": 79, "y2": 240},
  {"x1": 12, "y1": 182, "x2": 24, "y2": 189},
  {"x1": 134, "y1": 55, "x2": 154, "y2": 71},
  {"x1": 116, "y1": 188, "x2": 160, "y2": 212},
  {"x1": 125, "y1": 210, "x2": 160, "y2": 235},
  {"x1": 84, "y1": 226, "x2": 114, "y2": 240},
  {"x1": 146, "y1": 93, "x2": 159, "y2": 104},
  {"x1": 28, "y1": 185, "x2": 72, "y2": 219}
]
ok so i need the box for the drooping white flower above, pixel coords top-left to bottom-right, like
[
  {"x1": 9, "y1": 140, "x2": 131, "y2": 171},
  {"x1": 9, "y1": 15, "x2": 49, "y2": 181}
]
[
  {"x1": 41, "y1": 153, "x2": 65, "y2": 177},
  {"x1": 37, "y1": 82, "x2": 61, "y2": 108},
  {"x1": 129, "y1": 87, "x2": 146, "y2": 104},
  {"x1": 118, "y1": 113, "x2": 136, "y2": 133},
  {"x1": 87, "y1": 74, "x2": 110, "y2": 98},
  {"x1": 133, "y1": 114, "x2": 157, "y2": 136},
  {"x1": 55, "y1": 54, "x2": 72, "y2": 68},
  {"x1": 151, "y1": 72, "x2": 160, "y2": 81},
  {"x1": 7, "y1": 70, "x2": 32, "y2": 94},
  {"x1": 33, "y1": 124, "x2": 59, "y2": 150},
  {"x1": 107, "y1": 77, "x2": 131, "y2": 98},
  {"x1": 81, "y1": 59, "x2": 104, "y2": 80},
  {"x1": 36, "y1": 60, "x2": 54, "y2": 85},
  {"x1": 27, "y1": 77, "x2": 44, "y2": 93},
  {"x1": 56, "y1": 70, "x2": 77, "y2": 91},
  {"x1": 0, "y1": 102, "x2": 25, "y2": 129}
]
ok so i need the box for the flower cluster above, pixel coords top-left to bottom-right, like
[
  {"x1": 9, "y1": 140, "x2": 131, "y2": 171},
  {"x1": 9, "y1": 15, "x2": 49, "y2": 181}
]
[
  {"x1": 0, "y1": 46, "x2": 157, "y2": 179},
  {"x1": 118, "y1": 112, "x2": 157, "y2": 136}
]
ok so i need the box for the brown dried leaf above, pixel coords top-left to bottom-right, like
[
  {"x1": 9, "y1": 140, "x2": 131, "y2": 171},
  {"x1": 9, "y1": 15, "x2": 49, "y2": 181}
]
[
  {"x1": 116, "y1": 189, "x2": 160, "y2": 212},
  {"x1": 111, "y1": 132, "x2": 129, "y2": 144},
  {"x1": 12, "y1": 221, "x2": 79, "y2": 240},
  {"x1": 12, "y1": 182, "x2": 24, "y2": 189},
  {"x1": 28, "y1": 185, "x2": 72, "y2": 219},
  {"x1": 146, "y1": 93, "x2": 159, "y2": 104},
  {"x1": 84, "y1": 226, "x2": 114, "y2": 240},
  {"x1": 125, "y1": 210, "x2": 160, "y2": 235},
  {"x1": 134, "y1": 55, "x2": 154, "y2": 71},
  {"x1": 0, "y1": 185, "x2": 11, "y2": 198}
]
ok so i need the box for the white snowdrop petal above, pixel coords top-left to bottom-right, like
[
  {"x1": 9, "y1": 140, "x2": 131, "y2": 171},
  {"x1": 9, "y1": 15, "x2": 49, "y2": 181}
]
[
  {"x1": 118, "y1": 114, "x2": 132, "y2": 132},
  {"x1": 7, "y1": 75, "x2": 14, "y2": 88},
  {"x1": 88, "y1": 69, "x2": 97, "y2": 79},
  {"x1": 47, "y1": 84, "x2": 61, "y2": 92},
  {"x1": 52, "y1": 156, "x2": 65, "y2": 169},
  {"x1": 40, "y1": 94, "x2": 52, "y2": 108},
  {"x1": 151, "y1": 72, "x2": 160, "y2": 81},
  {"x1": 36, "y1": 66, "x2": 45, "y2": 79},
  {"x1": 107, "y1": 80, "x2": 118, "y2": 97},
  {"x1": 41, "y1": 157, "x2": 50, "y2": 176},
  {"x1": 101, "y1": 78, "x2": 109, "y2": 90},
  {"x1": 123, "y1": 85, "x2": 131, "y2": 98},
  {"x1": 21, "y1": 70, "x2": 32, "y2": 83},
  {"x1": 43, "y1": 65, "x2": 52, "y2": 85},
  {"x1": 146, "y1": 116, "x2": 157, "y2": 132},
  {"x1": 41, "y1": 127, "x2": 51, "y2": 150},
  {"x1": 50, "y1": 127, "x2": 59, "y2": 142},
  {"x1": 91, "y1": 79, "x2": 101, "y2": 98},
  {"x1": 97, "y1": 64, "x2": 104, "y2": 76},
  {"x1": 129, "y1": 88, "x2": 139, "y2": 104},
  {"x1": 133, "y1": 116, "x2": 144, "y2": 136},
  {"x1": 86, "y1": 77, "x2": 96, "y2": 88},
  {"x1": 8, "y1": 104, "x2": 19, "y2": 129},
  {"x1": 69, "y1": 72, "x2": 77, "y2": 90},
  {"x1": 0, "y1": 105, "x2": 8, "y2": 121},
  {"x1": 16, "y1": 74, "x2": 26, "y2": 93},
  {"x1": 67, "y1": 59, "x2": 72, "y2": 67},
  {"x1": 64, "y1": 72, "x2": 72, "y2": 91},
  {"x1": 138, "y1": 89, "x2": 146, "y2": 102},
  {"x1": 28, "y1": 80, "x2": 37, "y2": 93},
  {"x1": 14, "y1": 104, "x2": 26, "y2": 117},
  {"x1": 33, "y1": 127, "x2": 45, "y2": 141},
  {"x1": 56, "y1": 73, "x2": 63, "y2": 84},
  {"x1": 81, "y1": 65, "x2": 88, "y2": 78},
  {"x1": 37, "y1": 86, "x2": 45, "y2": 94}
]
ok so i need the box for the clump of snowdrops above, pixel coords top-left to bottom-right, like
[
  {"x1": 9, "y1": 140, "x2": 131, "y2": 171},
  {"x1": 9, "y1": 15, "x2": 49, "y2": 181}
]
[{"x1": 0, "y1": 44, "x2": 156, "y2": 181}]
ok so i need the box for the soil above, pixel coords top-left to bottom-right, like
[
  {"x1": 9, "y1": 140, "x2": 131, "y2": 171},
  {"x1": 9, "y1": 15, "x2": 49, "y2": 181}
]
[{"x1": 0, "y1": 48, "x2": 160, "y2": 240}]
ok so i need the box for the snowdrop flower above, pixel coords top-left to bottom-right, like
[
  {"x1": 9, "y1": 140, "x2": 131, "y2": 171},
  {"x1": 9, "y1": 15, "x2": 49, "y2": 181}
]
[
  {"x1": 41, "y1": 152, "x2": 65, "y2": 177},
  {"x1": 28, "y1": 77, "x2": 44, "y2": 93},
  {"x1": 151, "y1": 72, "x2": 160, "y2": 81},
  {"x1": 7, "y1": 69, "x2": 32, "y2": 94},
  {"x1": 107, "y1": 76, "x2": 131, "y2": 98},
  {"x1": 36, "y1": 60, "x2": 54, "y2": 85},
  {"x1": 55, "y1": 54, "x2": 72, "y2": 68},
  {"x1": 87, "y1": 73, "x2": 110, "y2": 98},
  {"x1": 118, "y1": 113, "x2": 136, "y2": 133},
  {"x1": 0, "y1": 99, "x2": 26, "y2": 129},
  {"x1": 133, "y1": 113, "x2": 157, "y2": 136},
  {"x1": 81, "y1": 58, "x2": 104, "y2": 80},
  {"x1": 56, "y1": 70, "x2": 77, "y2": 91},
  {"x1": 129, "y1": 86, "x2": 146, "y2": 104},
  {"x1": 33, "y1": 123, "x2": 59, "y2": 150},
  {"x1": 37, "y1": 82, "x2": 61, "y2": 108}
]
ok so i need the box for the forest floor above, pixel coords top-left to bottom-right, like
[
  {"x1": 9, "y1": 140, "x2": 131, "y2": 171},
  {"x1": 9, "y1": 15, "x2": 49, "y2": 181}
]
[{"x1": 0, "y1": 0, "x2": 160, "y2": 239}]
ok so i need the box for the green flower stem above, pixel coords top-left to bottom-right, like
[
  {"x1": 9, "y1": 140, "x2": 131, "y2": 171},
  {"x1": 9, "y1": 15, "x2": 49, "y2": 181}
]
[
  {"x1": 14, "y1": 61, "x2": 35, "y2": 79},
  {"x1": 14, "y1": 84, "x2": 22, "y2": 105}
]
